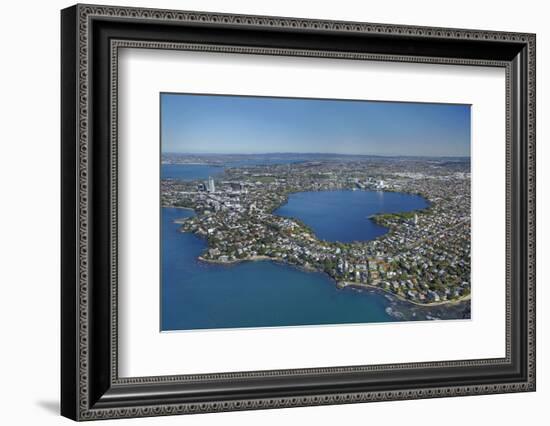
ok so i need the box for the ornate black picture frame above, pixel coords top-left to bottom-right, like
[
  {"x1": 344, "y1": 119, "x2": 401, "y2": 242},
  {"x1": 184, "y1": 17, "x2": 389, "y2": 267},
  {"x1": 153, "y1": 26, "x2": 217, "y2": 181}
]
[{"x1": 61, "y1": 4, "x2": 536, "y2": 421}]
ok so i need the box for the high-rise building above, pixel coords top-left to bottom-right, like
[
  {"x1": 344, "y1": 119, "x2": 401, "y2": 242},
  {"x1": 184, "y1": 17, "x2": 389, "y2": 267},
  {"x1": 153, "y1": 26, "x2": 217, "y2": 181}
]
[{"x1": 207, "y1": 176, "x2": 216, "y2": 193}]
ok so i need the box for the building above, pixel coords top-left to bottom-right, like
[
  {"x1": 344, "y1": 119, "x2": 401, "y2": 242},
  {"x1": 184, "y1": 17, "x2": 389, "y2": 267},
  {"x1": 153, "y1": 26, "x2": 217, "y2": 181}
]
[
  {"x1": 230, "y1": 182, "x2": 243, "y2": 192},
  {"x1": 207, "y1": 176, "x2": 216, "y2": 193}
]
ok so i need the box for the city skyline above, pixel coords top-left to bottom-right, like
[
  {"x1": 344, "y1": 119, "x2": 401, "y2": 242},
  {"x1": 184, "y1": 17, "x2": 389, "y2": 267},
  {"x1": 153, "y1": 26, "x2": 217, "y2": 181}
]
[{"x1": 161, "y1": 93, "x2": 471, "y2": 157}]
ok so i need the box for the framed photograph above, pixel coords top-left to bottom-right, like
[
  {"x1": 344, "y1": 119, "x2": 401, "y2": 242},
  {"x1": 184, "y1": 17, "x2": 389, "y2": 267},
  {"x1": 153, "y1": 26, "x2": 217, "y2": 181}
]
[{"x1": 61, "y1": 4, "x2": 536, "y2": 421}]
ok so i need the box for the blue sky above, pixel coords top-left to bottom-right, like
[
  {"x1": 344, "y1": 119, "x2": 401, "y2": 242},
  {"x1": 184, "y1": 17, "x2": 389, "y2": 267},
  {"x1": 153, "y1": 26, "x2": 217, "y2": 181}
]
[{"x1": 161, "y1": 93, "x2": 470, "y2": 157}]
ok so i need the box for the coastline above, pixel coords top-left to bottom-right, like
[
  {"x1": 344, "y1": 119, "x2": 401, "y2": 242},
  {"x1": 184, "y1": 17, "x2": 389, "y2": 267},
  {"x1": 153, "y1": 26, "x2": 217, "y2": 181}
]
[
  {"x1": 198, "y1": 255, "x2": 320, "y2": 273},
  {"x1": 165, "y1": 205, "x2": 195, "y2": 211},
  {"x1": 338, "y1": 281, "x2": 471, "y2": 307},
  {"x1": 198, "y1": 255, "x2": 274, "y2": 264},
  {"x1": 162, "y1": 162, "x2": 223, "y2": 166},
  {"x1": 196, "y1": 251, "x2": 469, "y2": 309},
  {"x1": 164, "y1": 206, "x2": 196, "y2": 224}
]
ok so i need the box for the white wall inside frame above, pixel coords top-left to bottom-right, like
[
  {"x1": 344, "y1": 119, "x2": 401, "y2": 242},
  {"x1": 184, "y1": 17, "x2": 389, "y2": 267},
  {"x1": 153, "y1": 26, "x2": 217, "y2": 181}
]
[{"x1": 117, "y1": 47, "x2": 506, "y2": 378}]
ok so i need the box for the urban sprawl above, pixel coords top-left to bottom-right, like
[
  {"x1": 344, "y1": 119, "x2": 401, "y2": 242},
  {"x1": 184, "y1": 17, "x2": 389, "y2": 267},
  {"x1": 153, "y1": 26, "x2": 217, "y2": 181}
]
[{"x1": 162, "y1": 154, "x2": 471, "y2": 306}]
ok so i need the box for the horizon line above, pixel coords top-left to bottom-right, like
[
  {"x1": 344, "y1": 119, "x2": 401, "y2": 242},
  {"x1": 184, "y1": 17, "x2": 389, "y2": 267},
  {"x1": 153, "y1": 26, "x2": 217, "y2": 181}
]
[{"x1": 161, "y1": 152, "x2": 471, "y2": 159}]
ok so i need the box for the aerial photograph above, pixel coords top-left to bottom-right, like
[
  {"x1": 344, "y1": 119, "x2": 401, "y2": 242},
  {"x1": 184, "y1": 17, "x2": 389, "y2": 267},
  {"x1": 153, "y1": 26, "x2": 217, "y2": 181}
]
[{"x1": 160, "y1": 93, "x2": 471, "y2": 331}]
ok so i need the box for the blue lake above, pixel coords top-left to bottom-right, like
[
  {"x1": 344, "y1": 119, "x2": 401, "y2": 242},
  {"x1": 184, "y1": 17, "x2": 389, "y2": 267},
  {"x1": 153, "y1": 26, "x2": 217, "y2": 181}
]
[{"x1": 274, "y1": 190, "x2": 429, "y2": 243}]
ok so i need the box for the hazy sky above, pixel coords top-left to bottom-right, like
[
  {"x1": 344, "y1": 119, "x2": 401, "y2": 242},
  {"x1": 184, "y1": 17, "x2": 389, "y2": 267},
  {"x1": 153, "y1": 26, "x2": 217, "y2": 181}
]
[{"x1": 161, "y1": 93, "x2": 470, "y2": 157}]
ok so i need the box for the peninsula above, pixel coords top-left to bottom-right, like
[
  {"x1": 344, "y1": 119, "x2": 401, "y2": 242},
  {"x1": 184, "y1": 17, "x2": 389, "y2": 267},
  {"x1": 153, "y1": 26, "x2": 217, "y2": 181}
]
[{"x1": 162, "y1": 153, "x2": 471, "y2": 306}]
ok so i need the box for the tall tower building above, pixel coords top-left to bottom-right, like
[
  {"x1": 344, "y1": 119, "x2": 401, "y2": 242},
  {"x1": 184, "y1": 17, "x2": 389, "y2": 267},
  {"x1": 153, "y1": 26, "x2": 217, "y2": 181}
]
[{"x1": 207, "y1": 176, "x2": 216, "y2": 193}]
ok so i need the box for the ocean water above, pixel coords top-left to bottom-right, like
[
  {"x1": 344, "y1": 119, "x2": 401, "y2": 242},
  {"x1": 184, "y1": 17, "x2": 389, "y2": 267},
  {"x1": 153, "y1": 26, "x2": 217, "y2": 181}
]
[
  {"x1": 161, "y1": 160, "x2": 303, "y2": 181},
  {"x1": 274, "y1": 190, "x2": 429, "y2": 243},
  {"x1": 161, "y1": 164, "x2": 224, "y2": 181}
]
